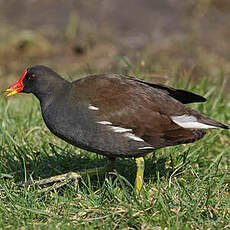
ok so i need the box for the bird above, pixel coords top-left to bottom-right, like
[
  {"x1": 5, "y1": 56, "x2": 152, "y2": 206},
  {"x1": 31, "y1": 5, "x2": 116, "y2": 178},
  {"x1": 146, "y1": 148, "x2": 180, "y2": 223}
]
[{"x1": 4, "y1": 65, "x2": 229, "y2": 193}]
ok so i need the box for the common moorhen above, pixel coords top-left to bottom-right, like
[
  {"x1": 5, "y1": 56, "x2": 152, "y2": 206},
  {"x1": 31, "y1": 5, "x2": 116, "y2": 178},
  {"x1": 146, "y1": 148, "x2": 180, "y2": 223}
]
[{"x1": 5, "y1": 65, "x2": 228, "y2": 192}]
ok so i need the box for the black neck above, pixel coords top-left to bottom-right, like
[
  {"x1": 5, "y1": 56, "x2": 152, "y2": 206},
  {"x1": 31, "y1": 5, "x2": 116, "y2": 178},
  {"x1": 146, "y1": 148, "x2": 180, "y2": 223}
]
[{"x1": 35, "y1": 78, "x2": 71, "y2": 110}]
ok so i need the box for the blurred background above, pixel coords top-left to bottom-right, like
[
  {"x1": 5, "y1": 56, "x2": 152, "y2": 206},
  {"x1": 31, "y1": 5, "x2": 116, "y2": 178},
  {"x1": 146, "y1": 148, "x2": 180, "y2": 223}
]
[{"x1": 1, "y1": 0, "x2": 230, "y2": 87}]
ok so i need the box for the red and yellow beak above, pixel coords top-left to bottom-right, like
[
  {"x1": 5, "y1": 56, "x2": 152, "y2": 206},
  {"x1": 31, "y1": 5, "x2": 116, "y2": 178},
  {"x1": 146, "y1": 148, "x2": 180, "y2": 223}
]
[{"x1": 4, "y1": 70, "x2": 27, "y2": 97}]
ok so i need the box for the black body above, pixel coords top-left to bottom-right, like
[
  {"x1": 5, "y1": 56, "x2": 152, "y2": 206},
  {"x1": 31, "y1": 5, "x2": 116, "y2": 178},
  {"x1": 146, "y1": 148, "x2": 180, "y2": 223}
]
[{"x1": 20, "y1": 65, "x2": 228, "y2": 158}]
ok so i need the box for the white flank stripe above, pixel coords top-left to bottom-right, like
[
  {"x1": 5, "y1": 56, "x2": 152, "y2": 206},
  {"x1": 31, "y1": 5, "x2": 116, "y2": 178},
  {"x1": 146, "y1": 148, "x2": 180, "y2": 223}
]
[
  {"x1": 171, "y1": 115, "x2": 217, "y2": 129},
  {"x1": 110, "y1": 126, "x2": 132, "y2": 133},
  {"x1": 138, "y1": 146, "x2": 154, "y2": 150},
  {"x1": 88, "y1": 105, "x2": 99, "y2": 110},
  {"x1": 97, "y1": 121, "x2": 112, "y2": 125},
  {"x1": 124, "y1": 133, "x2": 144, "y2": 142},
  {"x1": 97, "y1": 122, "x2": 144, "y2": 142}
]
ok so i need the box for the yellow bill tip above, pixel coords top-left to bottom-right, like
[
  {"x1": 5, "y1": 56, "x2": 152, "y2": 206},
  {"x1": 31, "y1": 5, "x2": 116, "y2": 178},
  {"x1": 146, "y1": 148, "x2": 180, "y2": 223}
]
[{"x1": 3, "y1": 88, "x2": 21, "y2": 97}]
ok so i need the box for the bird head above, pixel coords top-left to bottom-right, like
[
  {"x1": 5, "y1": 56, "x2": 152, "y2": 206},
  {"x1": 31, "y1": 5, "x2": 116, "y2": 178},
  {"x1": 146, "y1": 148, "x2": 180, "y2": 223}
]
[{"x1": 4, "y1": 65, "x2": 66, "y2": 98}]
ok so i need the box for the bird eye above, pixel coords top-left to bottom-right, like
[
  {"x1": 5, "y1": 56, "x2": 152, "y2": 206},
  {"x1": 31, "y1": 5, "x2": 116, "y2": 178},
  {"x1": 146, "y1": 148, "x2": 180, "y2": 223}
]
[{"x1": 29, "y1": 74, "x2": 36, "y2": 80}]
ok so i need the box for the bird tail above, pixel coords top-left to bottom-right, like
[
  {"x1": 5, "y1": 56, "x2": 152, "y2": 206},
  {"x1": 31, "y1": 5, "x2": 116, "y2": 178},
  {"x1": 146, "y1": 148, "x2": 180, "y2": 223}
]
[{"x1": 171, "y1": 111, "x2": 229, "y2": 130}]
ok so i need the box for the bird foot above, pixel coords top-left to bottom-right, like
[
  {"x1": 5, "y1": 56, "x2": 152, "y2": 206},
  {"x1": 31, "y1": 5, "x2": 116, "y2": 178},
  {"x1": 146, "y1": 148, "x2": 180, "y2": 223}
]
[
  {"x1": 17, "y1": 171, "x2": 82, "y2": 192},
  {"x1": 16, "y1": 160, "x2": 115, "y2": 192},
  {"x1": 135, "y1": 157, "x2": 145, "y2": 194}
]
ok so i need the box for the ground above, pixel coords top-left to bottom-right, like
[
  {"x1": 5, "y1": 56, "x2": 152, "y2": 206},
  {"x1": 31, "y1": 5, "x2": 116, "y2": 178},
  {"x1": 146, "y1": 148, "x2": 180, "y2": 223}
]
[{"x1": 0, "y1": 1, "x2": 230, "y2": 229}]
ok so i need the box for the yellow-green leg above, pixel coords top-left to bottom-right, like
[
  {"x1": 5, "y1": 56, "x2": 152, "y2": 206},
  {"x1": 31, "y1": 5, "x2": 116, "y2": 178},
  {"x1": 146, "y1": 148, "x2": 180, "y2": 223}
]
[
  {"x1": 135, "y1": 157, "x2": 145, "y2": 194},
  {"x1": 17, "y1": 159, "x2": 115, "y2": 192}
]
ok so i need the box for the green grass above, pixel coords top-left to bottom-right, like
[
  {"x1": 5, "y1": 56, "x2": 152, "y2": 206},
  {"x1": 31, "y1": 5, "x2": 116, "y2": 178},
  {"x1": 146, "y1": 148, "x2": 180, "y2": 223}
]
[{"x1": 0, "y1": 75, "x2": 229, "y2": 229}]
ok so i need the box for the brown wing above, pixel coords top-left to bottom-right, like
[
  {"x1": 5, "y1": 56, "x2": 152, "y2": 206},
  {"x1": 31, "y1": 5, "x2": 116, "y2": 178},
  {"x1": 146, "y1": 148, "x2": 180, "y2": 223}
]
[
  {"x1": 71, "y1": 74, "x2": 206, "y2": 151},
  {"x1": 122, "y1": 75, "x2": 207, "y2": 104}
]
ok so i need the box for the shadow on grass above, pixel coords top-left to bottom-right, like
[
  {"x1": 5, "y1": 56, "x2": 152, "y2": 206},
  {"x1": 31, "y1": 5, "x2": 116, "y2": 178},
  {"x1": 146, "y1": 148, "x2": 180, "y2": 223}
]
[{"x1": 1, "y1": 142, "x2": 183, "y2": 192}]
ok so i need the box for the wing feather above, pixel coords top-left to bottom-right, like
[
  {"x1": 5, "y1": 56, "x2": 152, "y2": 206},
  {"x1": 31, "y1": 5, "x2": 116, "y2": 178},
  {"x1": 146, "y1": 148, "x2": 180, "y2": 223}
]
[{"x1": 71, "y1": 74, "x2": 206, "y2": 149}]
